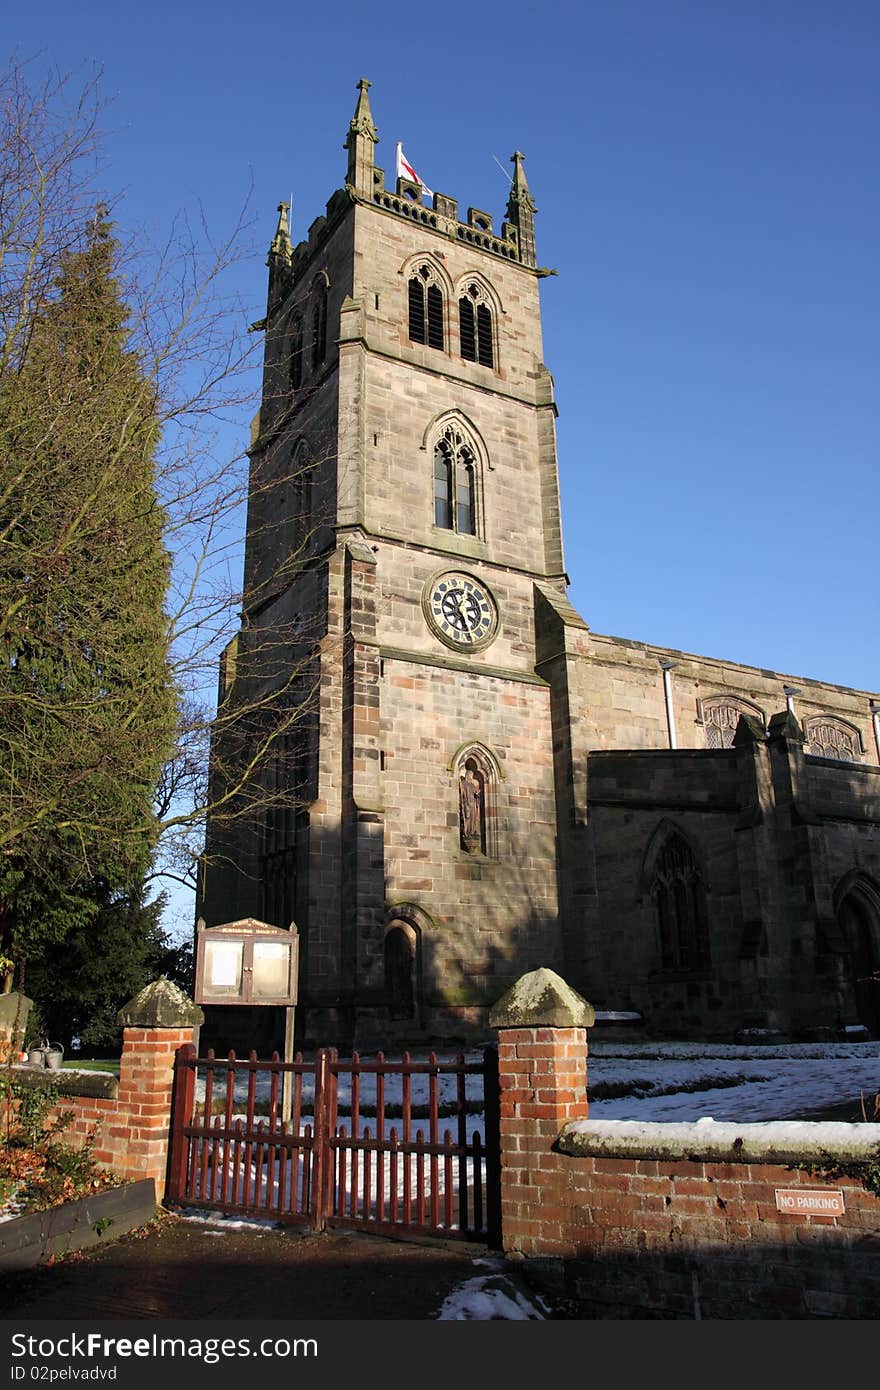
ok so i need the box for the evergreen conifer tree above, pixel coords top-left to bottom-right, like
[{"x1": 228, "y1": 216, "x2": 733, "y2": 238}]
[{"x1": 0, "y1": 209, "x2": 178, "y2": 972}]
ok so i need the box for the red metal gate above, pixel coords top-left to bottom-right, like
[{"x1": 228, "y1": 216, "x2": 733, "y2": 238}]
[{"x1": 166, "y1": 1045, "x2": 501, "y2": 1246}]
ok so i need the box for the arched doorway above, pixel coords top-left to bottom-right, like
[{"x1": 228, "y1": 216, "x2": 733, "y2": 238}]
[{"x1": 836, "y1": 884, "x2": 880, "y2": 1035}]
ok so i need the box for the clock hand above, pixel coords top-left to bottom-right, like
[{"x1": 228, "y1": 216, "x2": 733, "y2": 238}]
[{"x1": 451, "y1": 589, "x2": 466, "y2": 625}]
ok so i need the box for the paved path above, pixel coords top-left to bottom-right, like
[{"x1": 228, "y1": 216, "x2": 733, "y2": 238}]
[{"x1": 0, "y1": 1212, "x2": 554, "y2": 1321}]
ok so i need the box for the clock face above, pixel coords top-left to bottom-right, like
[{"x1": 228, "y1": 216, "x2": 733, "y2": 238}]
[{"x1": 424, "y1": 572, "x2": 498, "y2": 650}]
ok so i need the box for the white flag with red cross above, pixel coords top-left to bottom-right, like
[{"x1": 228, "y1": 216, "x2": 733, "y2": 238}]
[{"x1": 396, "y1": 142, "x2": 432, "y2": 198}]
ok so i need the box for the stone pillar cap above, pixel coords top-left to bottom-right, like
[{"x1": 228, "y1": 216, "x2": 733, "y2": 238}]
[
  {"x1": 117, "y1": 977, "x2": 204, "y2": 1028},
  {"x1": 0, "y1": 991, "x2": 34, "y2": 1024},
  {"x1": 489, "y1": 968, "x2": 595, "y2": 1029}
]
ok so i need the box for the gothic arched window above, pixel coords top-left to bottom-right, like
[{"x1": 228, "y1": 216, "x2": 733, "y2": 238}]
[
  {"x1": 804, "y1": 716, "x2": 862, "y2": 762},
  {"x1": 649, "y1": 831, "x2": 710, "y2": 972},
  {"x1": 700, "y1": 696, "x2": 765, "y2": 749},
  {"x1": 291, "y1": 442, "x2": 312, "y2": 547},
  {"x1": 260, "y1": 737, "x2": 299, "y2": 933},
  {"x1": 432, "y1": 422, "x2": 478, "y2": 535},
  {"x1": 408, "y1": 264, "x2": 444, "y2": 350},
  {"x1": 289, "y1": 315, "x2": 303, "y2": 391},
  {"x1": 836, "y1": 879, "x2": 880, "y2": 1034},
  {"x1": 310, "y1": 280, "x2": 328, "y2": 370},
  {"x1": 459, "y1": 283, "x2": 494, "y2": 368}
]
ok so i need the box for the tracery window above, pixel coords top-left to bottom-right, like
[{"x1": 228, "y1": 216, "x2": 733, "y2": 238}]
[
  {"x1": 700, "y1": 696, "x2": 764, "y2": 749},
  {"x1": 459, "y1": 282, "x2": 494, "y2": 368},
  {"x1": 408, "y1": 264, "x2": 444, "y2": 350},
  {"x1": 650, "y1": 832, "x2": 710, "y2": 972},
  {"x1": 804, "y1": 717, "x2": 861, "y2": 762},
  {"x1": 433, "y1": 422, "x2": 477, "y2": 535}
]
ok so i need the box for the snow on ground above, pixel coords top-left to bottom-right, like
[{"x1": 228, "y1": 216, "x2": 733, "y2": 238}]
[
  {"x1": 436, "y1": 1257, "x2": 547, "y2": 1320},
  {"x1": 585, "y1": 1039, "x2": 880, "y2": 1122},
  {"x1": 187, "y1": 1040, "x2": 880, "y2": 1125}
]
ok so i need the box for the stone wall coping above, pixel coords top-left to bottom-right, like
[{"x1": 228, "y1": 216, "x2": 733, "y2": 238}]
[
  {"x1": 10, "y1": 1067, "x2": 118, "y2": 1100},
  {"x1": 559, "y1": 1117, "x2": 880, "y2": 1166}
]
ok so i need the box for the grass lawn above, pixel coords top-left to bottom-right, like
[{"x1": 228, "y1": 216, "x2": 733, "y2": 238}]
[{"x1": 61, "y1": 1060, "x2": 119, "y2": 1074}]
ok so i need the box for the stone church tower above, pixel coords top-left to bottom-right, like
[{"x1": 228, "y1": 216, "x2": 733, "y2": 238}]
[
  {"x1": 201, "y1": 81, "x2": 880, "y2": 1047},
  {"x1": 201, "y1": 80, "x2": 578, "y2": 1045}
]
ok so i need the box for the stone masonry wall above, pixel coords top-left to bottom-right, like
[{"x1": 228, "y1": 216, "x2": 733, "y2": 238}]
[
  {"x1": 583, "y1": 747, "x2": 759, "y2": 1033},
  {"x1": 582, "y1": 631, "x2": 879, "y2": 761},
  {"x1": 379, "y1": 659, "x2": 560, "y2": 1028}
]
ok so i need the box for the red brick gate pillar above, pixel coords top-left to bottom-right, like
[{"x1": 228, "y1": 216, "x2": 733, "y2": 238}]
[
  {"x1": 109, "y1": 979, "x2": 204, "y2": 1194},
  {"x1": 489, "y1": 968, "x2": 594, "y2": 1255}
]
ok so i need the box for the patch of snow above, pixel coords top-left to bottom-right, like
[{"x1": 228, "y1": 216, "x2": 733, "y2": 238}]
[
  {"x1": 176, "y1": 1208, "x2": 281, "y2": 1231},
  {"x1": 436, "y1": 1258, "x2": 545, "y2": 1320},
  {"x1": 585, "y1": 1041, "x2": 880, "y2": 1122}
]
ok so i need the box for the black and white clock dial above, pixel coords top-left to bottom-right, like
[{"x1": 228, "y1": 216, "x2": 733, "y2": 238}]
[{"x1": 425, "y1": 573, "x2": 497, "y2": 649}]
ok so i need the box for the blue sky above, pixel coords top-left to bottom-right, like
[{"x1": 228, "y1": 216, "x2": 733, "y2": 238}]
[{"x1": 9, "y1": 0, "x2": 878, "y2": 703}]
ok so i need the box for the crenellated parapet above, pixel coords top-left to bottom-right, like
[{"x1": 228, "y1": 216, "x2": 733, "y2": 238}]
[
  {"x1": 368, "y1": 178, "x2": 523, "y2": 262},
  {"x1": 341, "y1": 77, "x2": 536, "y2": 268}
]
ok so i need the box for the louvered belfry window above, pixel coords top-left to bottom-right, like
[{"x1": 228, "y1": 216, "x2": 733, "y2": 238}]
[
  {"x1": 459, "y1": 283, "x2": 493, "y2": 367},
  {"x1": 408, "y1": 265, "x2": 444, "y2": 350}
]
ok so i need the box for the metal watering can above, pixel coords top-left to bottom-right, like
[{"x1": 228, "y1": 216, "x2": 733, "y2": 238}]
[{"x1": 26, "y1": 1040, "x2": 64, "y2": 1069}]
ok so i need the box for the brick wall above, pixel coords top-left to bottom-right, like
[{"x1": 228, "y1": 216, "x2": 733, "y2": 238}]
[
  {"x1": 47, "y1": 1024, "x2": 195, "y2": 1195},
  {"x1": 497, "y1": 1016, "x2": 880, "y2": 1318},
  {"x1": 534, "y1": 1150, "x2": 880, "y2": 1318}
]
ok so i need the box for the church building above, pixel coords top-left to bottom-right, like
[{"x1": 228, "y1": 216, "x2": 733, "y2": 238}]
[{"x1": 199, "y1": 81, "x2": 880, "y2": 1046}]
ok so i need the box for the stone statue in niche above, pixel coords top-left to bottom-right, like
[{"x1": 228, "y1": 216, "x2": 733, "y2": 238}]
[{"x1": 459, "y1": 763, "x2": 483, "y2": 853}]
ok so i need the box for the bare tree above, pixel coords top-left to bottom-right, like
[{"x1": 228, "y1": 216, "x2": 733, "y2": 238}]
[{"x1": 0, "y1": 56, "x2": 326, "y2": 968}]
